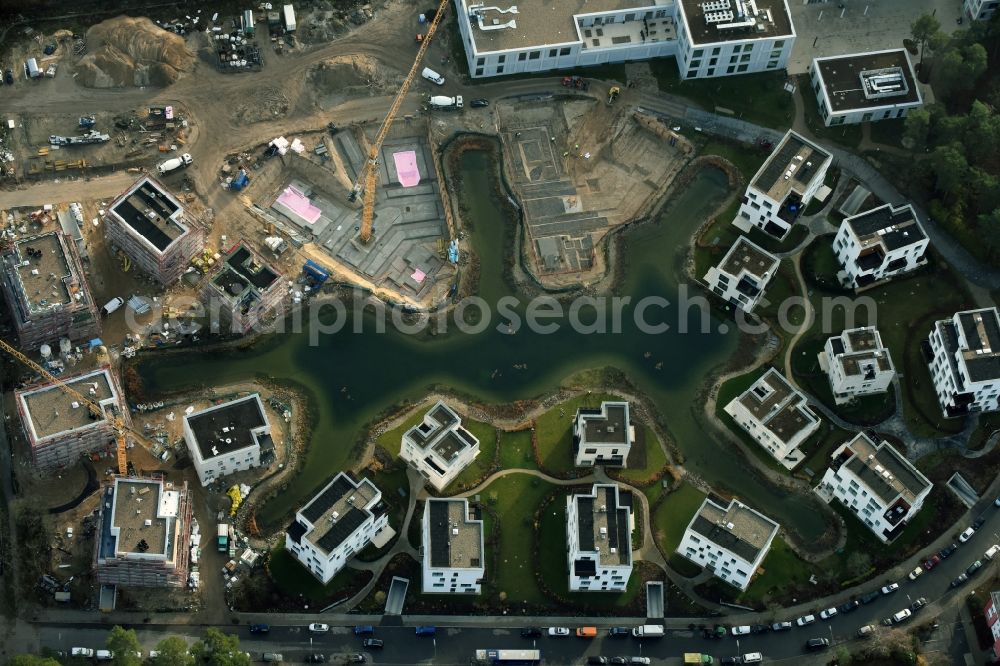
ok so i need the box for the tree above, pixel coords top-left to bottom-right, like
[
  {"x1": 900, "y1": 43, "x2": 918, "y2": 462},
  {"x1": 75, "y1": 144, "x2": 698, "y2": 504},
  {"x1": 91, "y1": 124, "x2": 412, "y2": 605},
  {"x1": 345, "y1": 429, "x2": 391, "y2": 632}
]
[
  {"x1": 7, "y1": 657, "x2": 60, "y2": 666},
  {"x1": 903, "y1": 108, "x2": 931, "y2": 150},
  {"x1": 911, "y1": 13, "x2": 942, "y2": 68},
  {"x1": 978, "y1": 208, "x2": 1000, "y2": 258},
  {"x1": 833, "y1": 646, "x2": 853, "y2": 665},
  {"x1": 150, "y1": 636, "x2": 194, "y2": 666},
  {"x1": 106, "y1": 626, "x2": 142, "y2": 666},
  {"x1": 930, "y1": 143, "x2": 969, "y2": 199},
  {"x1": 189, "y1": 628, "x2": 251, "y2": 666}
]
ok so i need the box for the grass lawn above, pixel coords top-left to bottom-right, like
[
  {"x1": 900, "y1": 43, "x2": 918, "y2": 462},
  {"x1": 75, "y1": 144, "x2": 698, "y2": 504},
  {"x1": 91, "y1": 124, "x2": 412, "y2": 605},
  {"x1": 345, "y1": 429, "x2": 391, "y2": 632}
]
[
  {"x1": 534, "y1": 392, "x2": 619, "y2": 476},
  {"x1": 742, "y1": 537, "x2": 819, "y2": 604},
  {"x1": 699, "y1": 139, "x2": 770, "y2": 181},
  {"x1": 755, "y1": 260, "x2": 805, "y2": 329},
  {"x1": 797, "y1": 421, "x2": 854, "y2": 479},
  {"x1": 373, "y1": 408, "x2": 426, "y2": 458},
  {"x1": 714, "y1": 368, "x2": 792, "y2": 475},
  {"x1": 612, "y1": 425, "x2": 668, "y2": 485},
  {"x1": 498, "y1": 428, "x2": 536, "y2": 469},
  {"x1": 652, "y1": 482, "x2": 706, "y2": 556},
  {"x1": 373, "y1": 403, "x2": 498, "y2": 469},
  {"x1": 268, "y1": 543, "x2": 364, "y2": 602},
  {"x1": 480, "y1": 473, "x2": 558, "y2": 605},
  {"x1": 650, "y1": 58, "x2": 795, "y2": 129},
  {"x1": 357, "y1": 462, "x2": 410, "y2": 560},
  {"x1": 797, "y1": 75, "x2": 864, "y2": 150},
  {"x1": 446, "y1": 420, "x2": 499, "y2": 491}
]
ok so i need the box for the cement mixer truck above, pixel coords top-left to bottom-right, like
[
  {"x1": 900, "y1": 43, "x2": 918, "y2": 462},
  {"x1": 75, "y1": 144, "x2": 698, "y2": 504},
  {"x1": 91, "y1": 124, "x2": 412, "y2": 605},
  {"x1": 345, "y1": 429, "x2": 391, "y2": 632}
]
[{"x1": 429, "y1": 95, "x2": 463, "y2": 110}]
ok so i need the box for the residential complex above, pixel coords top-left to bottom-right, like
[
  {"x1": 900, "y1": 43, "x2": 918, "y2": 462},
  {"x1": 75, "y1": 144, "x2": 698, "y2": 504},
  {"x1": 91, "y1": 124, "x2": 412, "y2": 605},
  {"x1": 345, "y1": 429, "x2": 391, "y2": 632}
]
[
  {"x1": 723, "y1": 368, "x2": 821, "y2": 469},
  {"x1": 104, "y1": 175, "x2": 206, "y2": 285},
  {"x1": 94, "y1": 477, "x2": 194, "y2": 588},
  {"x1": 677, "y1": 497, "x2": 778, "y2": 591},
  {"x1": 421, "y1": 498, "x2": 485, "y2": 594},
  {"x1": 455, "y1": 0, "x2": 794, "y2": 80},
  {"x1": 204, "y1": 242, "x2": 286, "y2": 334},
  {"x1": 965, "y1": 0, "x2": 999, "y2": 22},
  {"x1": 572, "y1": 401, "x2": 633, "y2": 467},
  {"x1": 809, "y1": 49, "x2": 922, "y2": 126},
  {"x1": 285, "y1": 472, "x2": 389, "y2": 583},
  {"x1": 984, "y1": 591, "x2": 1000, "y2": 660},
  {"x1": 834, "y1": 203, "x2": 928, "y2": 290},
  {"x1": 815, "y1": 433, "x2": 932, "y2": 543},
  {"x1": 927, "y1": 307, "x2": 1000, "y2": 417},
  {"x1": 734, "y1": 130, "x2": 832, "y2": 240},
  {"x1": 703, "y1": 235, "x2": 779, "y2": 313},
  {"x1": 818, "y1": 327, "x2": 895, "y2": 404},
  {"x1": 182, "y1": 394, "x2": 272, "y2": 486},
  {"x1": 400, "y1": 401, "x2": 480, "y2": 491},
  {"x1": 15, "y1": 367, "x2": 130, "y2": 473},
  {"x1": 566, "y1": 484, "x2": 633, "y2": 592},
  {"x1": 0, "y1": 231, "x2": 100, "y2": 349}
]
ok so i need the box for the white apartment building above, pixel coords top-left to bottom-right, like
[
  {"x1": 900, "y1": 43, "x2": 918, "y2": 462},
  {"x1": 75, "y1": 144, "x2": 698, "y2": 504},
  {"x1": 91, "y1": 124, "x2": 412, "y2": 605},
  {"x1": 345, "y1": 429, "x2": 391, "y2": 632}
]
[
  {"x1": 735, "y1": 130, "x2": 832, "y2": 240},
  {"x1": 818, "y1": 327, "x2": 895, "y2": 405},
  {"x1": 723, "y1": 368, "x2": 821, "y2": 469},
  {"x1": 285, "y1": 472, "x2": 389, "y2": 584},
  {"x1": 815, "y1": 433, "x2": 932, "y2": 543},
  {"x1": 573, "y1": 401, "x2": 634, "y2": 467},
  {"x1": 421, "y1": 498, "x2": 485, "y2": 594},
  {"x1": 834, "y1": 203, "x2": 929, "y2": 290},
  {"x1": 454, "y1": 0, "x2": 794, "y2": 81},
  {"x1": 566, "y1": 484, "x2": 633, "y2": 592},
  {"x1": 928, "y1": 307, "x2": 1000, "y2": 418},
  {"x1": 677, "y1": 497, "x2": 778, "y2": 591},
  {"x1": 703, "y1": 235, "x2": 779, "y2": 313},
  {"x1": 182, "y1": 394, "x2": 272, "y2": 487},
  {"x1": 400, "y1": 401, "x2": 480, "y2": 491},
  {"x1": 965, "y1": 0, "x2": 999, "y2": 22},
  {"x1": 809, "y1": 49, "x2": 923, "y2": 126}
]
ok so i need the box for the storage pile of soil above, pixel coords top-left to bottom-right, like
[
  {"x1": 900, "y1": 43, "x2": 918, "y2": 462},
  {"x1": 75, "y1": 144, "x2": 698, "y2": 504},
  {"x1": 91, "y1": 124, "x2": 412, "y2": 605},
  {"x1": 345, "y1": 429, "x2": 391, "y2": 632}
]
[
  {"x1": 309, "y1": 55, "x2": 398, "y2": 108},
  {"x1": 76, "y1": 16, "x2": 195, "y2": 88}
]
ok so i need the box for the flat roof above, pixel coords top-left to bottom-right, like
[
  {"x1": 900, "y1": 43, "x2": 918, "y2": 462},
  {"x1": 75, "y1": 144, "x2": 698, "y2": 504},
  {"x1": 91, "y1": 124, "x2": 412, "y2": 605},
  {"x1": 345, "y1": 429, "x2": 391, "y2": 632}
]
[
  {"x1": 840, "y1": 434, "x2": 931, "y2": 505},
  {"x1": 815, "y1": 49, "x2": 921, "y2": 113},
  {"x1": 689, "y1": 497, "x2": 778, "y2": 564},
  {"x1": 297, "y1": 473, "x2": 381, "y2": 554},
  {"x1": 461, "y1": 0, "x2": 655, "y2": 54},
  {"x1": 109, "y1": 176, "x2": 189, "y2": 253},
  {"x1": 679, "y1": 0, "x2": 793, "y2": 45},
  {"x1": 574, "y1": 484, "x2": 631, "y2": 567},
  {"x1": 752, "y1": 130, "x2": 830, "y2": 202},
  {"x1": 184, "y1": 394, "x2": 268, "y2": 461},
  {"x1": 404, "y1": 401, "x2": 478, "y2": 463},
  {"x1": 957, "y1": 308, "x2": 1000, "y2": 383},
  {"x1": 578, "y1": 401, "x2": 630, "y2": 446},
  {"x1": 100, "y1": 478, "x2": 179, "y2": 561},
  {"x1": 829, "y1": 327, "x2": 893, "y2": 376},
  {"x1": 426, "y1": 499, "x2": 483, "y2": 570},
  {"x1": 845, "y1": 203, "x2": 925, "y2": 252},
  {"x1": 737, "y1": 368, "x2": 818, "y2": 445},
  {"x1": 18, "y1": 368, "x2": 116, "y2": 441},
  {"x1": 8, "y1": 233, "x2": 74, "y2": 313},
  {"x1": 719, "y1": 236, "x2": 779, "y2": 280}
]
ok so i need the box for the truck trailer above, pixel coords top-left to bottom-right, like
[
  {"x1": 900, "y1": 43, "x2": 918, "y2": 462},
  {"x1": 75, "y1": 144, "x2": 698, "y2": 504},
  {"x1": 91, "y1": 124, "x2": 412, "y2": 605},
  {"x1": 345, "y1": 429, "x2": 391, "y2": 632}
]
[
  {"x1": 217, "y1": 523, "x2": 229, "y2": 552},
  {"x1": 282, "y1": 4, "x2": 296, "y2": 32}
]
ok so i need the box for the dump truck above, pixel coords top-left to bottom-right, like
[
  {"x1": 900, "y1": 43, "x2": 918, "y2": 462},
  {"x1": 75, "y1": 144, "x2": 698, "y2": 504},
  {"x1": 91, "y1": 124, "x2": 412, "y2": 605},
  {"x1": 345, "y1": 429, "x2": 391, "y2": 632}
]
[
  {"x1": 217, "y1": 523, "x2": 229, "y2": 552},
  {"x1": 157, "y1": 153, "x2": 193, "y2": 175},
  {"x1": 684, "y1": 654, "x2": 714, "y2": 665},
  {"x1": 429, "y1": 95, "x2": 463, "y2": 110}
]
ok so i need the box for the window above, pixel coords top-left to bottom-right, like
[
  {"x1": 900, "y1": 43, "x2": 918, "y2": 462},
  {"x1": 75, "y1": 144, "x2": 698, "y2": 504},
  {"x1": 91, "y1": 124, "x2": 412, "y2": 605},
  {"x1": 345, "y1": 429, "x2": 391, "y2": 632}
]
[
  {"x1": 737, "y1": 64, "x2": 749, "y2": 73},
  {"x1": 691, "y1": 59, "x2": 701, "y2": 68},
  {"x1": 518, "y1": 52, "x2": 526, "y2": 61},
  {"x1": 709, "y1": 57, "x2": 717, "y2": 66},
  {"x1": 529, "y1": 51, "x2": 540, "y2": 60},
  {"x1": 477, "y1": 57, "x2": 485, "y2": 66},
  {"x1": 712, "y1": 47, "x2": 721, "y2": 56},
  {"x1": 687, "y1": 68, "x2": 698, "y2": 78},
  {"x1": 707, "y1": 68, "x2": 715, "y2": 76},
  {"x1": 767, "y1": 60, "x2": 779, "y2": 69},
  {"x1": 559, "y1": 47, "x2": 571, "y2": 56},
  {"x1": 475, "y1": 68, "x2": 483, "y2": 76},
  {"x1": 773, "y1": 39, "x2": 785, "y2": 49},
  {"x1": 625, "y1": 12, "x2": 635, "y2": 21},
  {"x1": 496, "y1": 66, "x2": 504, "y2": 74},
  {"x1": 498, "y1": 54, "x2": 506, "y2": 63},
  {"x1": 549, "y1": 49, "x2": 557, "y2": 57},
  {"x1": 693, "y1": 48, "x2": 704, "y2": 57},
  {"x1": 740, "y1": 53, "x2": 751, "y2": 62},
  {"x1": 730, "y1": 55, "x2": 738, "y2": 64},
  {"x1": 727, "y1": 65, "x2": 736, "y2": 74},
  {"x1": 585, "y1": 448, "x2": 597, "y2": 454}
]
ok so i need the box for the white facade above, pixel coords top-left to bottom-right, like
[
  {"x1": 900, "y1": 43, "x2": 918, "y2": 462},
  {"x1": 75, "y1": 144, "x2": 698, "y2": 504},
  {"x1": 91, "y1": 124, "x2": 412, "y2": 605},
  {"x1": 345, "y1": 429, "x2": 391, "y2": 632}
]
[
  {"x1": 735, "y1": 130, "x2": 831, "y2": 240},
  {"x1": 809, "y1": 50, "x2": 923, "y2": 126},
  {"x1": 677, "y1": 497, "x2": 778, "y2": 591},
  {"x1": 285, "y1": 473, "x2": 388, "y2": 584},
  {"x1": 703, "y1": 235, "x2": 779, "y2": 313},
  {"x1": 400, "y1": 401, "x2": 480, "y2": 491},
  {"x1": 421, "y1": 498, "x2": 484, "y2": 594},
  {"x1": 454, "y1": 0, "x2": 793, "y2": 81},
  {"x1": 928, "y1": 307, "x2": 1000, "y2": 418},
  {"x1": 815, "y1": 433, "x2": 932, "y2": 543},
  {"x1": 965, "y1": 0, "x2": 999, "y2": 21},
  {"x1": 818, "y1": 327, "x2": 895, "y2": 405},
  {"x1": 573, "y1": 401, "x2": 634, "y2": 467},
  {"x1": 834, "y1": 203, "x2": 928, "y2": 290},
  {"x1": 723, "y1": 368, "x2": 821, "y2": 469},
  {"x1": 566, "y1": 484, "x2": 633, "y2": 592},
  {"x1": 182, "y1": 394, "x2": 269, "y2": 486}
]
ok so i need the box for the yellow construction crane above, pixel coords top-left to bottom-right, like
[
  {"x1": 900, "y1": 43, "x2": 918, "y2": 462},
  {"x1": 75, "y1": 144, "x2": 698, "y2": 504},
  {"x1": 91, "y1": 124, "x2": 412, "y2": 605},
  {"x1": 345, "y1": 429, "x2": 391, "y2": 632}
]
[
  {"x1": 0, "y1": 338, "x2": 151, "y2": 475},
  {"x1": 351, "y1": 0, "x2": 452, "y2": 243}
]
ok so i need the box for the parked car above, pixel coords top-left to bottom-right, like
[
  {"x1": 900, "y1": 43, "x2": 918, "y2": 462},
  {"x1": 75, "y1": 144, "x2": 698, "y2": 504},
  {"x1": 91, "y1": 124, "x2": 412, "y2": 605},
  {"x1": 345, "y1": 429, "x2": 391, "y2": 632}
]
[
  {"x1": 908, "y1": 566, "x2": 924, "y2": 581},
  {"x1": 923, "y1": 555, "x2": 942, "y2": 570},
  {"x1": 361, "y1": 639, "x2": 383, "y2": 649},
  {"x1": 608, "y1": 627, "x2": 630, "y2": 638},
  {"x1": 806, "y1": 638, "x2": 830, "y2": 651},
  {"x1": 4, "y1": 69, "x2": 13, "y2": 85},
  {"x1": 960, "y1": 527, "x2": 976, "y2": 543},
  {"x1": 731, "y1": 625, "x2": 751, "y2": 636},
  {"x1": 940, "y1": 543, "x2": 959, "y2": 559},
  {"x1": 911, "y1": 597, "x2": 928, "y2": 611},
  {"x1": 470, "y1": 98, "x2": 490, "y2": 108},
  {"x1": 587, "y1": 658, "x2": 609, "y2": 665},
  {"x1": 857, "y1": 624, "x2": 875, "y2": 637},
  {"x1": 860, "y1": 590, "x2": 881, "y2": 604},
  {"x1": 771, "y1": 621, "x2": 793, "y2": 631},
  {"x1": 951, "y1": 573, "x2": 970, "y2": 588},
  {"x1": 629, "y1": 658, "x2": 651, "y2": 665},
  {"x1": 750, "y1": 624, "x2": 769, "y2": 634},
  {"x1": 881, "y1": 583, "x2": 900, "y2": 595},
  {"x1": 720, "y1": 658, "x2": 739, "y2": 666},
  {"x1": 305, "y1": 656, "x2": 327, "y2": 664},
  {"x1": 994, "y1": 496, "x2": 1000, "y2": 507},
  {"x1": 521, "y1": 627, "x2": 542, "y2": 638},
  {"x1": 347, "y1": 657, "x2": 366, "y2": 664},
  {"x1": 548, "y1": 627, "x2": 570, "y2": 637},
  {"x1": 819, "y1": 607, "x2": 838, "y2": 620},
  {"x1": 987, "y1": 544, "x2": 1000, "y2": 560},
  {"x1": 610, "y1": 658, "x2": 629, "y2": 665},
  {"x1": 309, "y1": 623, "x2": 329, "y2": 633},
  {"x1": 967, "y1": 560, "x2": 984, "y2": 576},
  {"x1": 741, "y1": 653, "x2": 763, "y2": 664},
  {"x1": 796, "y1": 614, "x2": 816, "y2": 627},
  {"x1": 262, "y1": 655, "x2": 283, "y2": 664},
  {"x1": 415, "y1": 626, "x2": 436, "y2": 637},
  {"x1": 838, "y1": 600, "x2": 861, "y2": 613},
  {"x1": 249, "y1": 624, "x2": 270, "y2": 634},
  {"x1": 891, "y1": 608, "x2": 913, "y2": 625},
  {"x1": 353, "y1": 625, "x2": 375, "y2": 635},
  {"x1": 973, "y1": 517, "x2": 987, "y2": 530}
]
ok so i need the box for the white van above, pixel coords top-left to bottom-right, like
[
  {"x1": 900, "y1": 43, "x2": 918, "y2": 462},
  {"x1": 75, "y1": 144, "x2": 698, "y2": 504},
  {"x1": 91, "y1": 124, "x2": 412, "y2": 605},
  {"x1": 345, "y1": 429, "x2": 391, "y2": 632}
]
[
  {"x1": 421, "y1": 67, "x2": 445, "y2": 85},
  {"x1": 102, "y1": 296, "x2": 124, "y2": 316},
  {"x1": 985, "y1": 544, "x2": 1000, "y2": 560},
  {"x1": 95, "y1": 650, "x2": 113, "y2": 661}
]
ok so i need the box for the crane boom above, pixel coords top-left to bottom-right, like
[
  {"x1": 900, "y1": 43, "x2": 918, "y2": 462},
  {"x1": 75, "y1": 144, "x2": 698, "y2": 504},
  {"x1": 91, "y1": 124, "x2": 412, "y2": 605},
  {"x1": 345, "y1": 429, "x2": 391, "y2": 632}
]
[
  {"x1": 354, "y1": 0, "x2": 452, "y2": 243},
  {"x1": 0, "y1": 338, "x2": 151, "y2": 475}
]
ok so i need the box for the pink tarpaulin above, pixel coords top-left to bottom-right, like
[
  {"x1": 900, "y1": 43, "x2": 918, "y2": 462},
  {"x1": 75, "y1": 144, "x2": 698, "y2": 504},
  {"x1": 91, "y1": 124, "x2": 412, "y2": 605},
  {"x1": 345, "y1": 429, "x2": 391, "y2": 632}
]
[
  {"x1": 393, "y1": 151, "x2": 421, "y2": 187},
  {"x1": 411, "y1": 269, "x2": 426, "y2": 283},
  {"x1": 276, "y1": 186, "x2": 321, "y2": 225}
]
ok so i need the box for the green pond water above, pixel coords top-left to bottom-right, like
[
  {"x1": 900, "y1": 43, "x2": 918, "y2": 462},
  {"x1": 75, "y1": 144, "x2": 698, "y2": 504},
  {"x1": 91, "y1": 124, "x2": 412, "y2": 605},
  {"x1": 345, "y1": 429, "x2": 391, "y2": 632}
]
[{"x1": 138, "y1": 150, "x2": 826, "y2": 541}]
